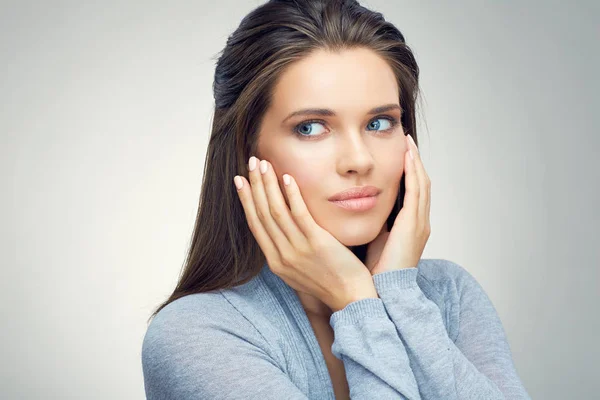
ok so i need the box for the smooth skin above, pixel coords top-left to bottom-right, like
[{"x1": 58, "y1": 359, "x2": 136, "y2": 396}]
[
  {"x1": 256, "y1": 48, "x2": 404, "y2": 253},
  {"x1": 233, "y1": 132, "x2": 430, "y2": 312},
  {"x1": 233, "y1": 47, "x2": 431, "y2": 315},
  {"x1": 364, "y1": 133, "x2": 431, "y2": 276}
]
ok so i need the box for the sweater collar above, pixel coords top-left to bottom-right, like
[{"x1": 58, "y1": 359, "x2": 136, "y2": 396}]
[{"x1": 258, "y1": 262, "x2": 337, "y2": 399}]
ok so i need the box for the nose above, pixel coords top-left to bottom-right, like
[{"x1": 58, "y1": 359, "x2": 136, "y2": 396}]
[{"x1": 336, "y1": 131, "x2": 375, "y2": 176}]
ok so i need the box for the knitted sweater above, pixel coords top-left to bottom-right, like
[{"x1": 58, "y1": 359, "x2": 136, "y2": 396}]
[{"x1": 141, "y1": 258, "x2": 531, "y2": 399}]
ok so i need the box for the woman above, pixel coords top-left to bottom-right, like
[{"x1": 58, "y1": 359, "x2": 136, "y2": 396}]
[{"x1": 141, "y1": 0, "x2": 531, "y2": 399}]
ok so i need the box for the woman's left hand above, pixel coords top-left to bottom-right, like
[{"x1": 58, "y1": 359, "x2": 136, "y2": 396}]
[{"x1": 366, "y1": 134, "x2": 431, "y2": 275}]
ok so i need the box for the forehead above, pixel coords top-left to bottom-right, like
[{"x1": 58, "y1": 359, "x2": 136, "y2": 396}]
[{"x1": 270, "y1": 47, "x2": 400, "y2": 116}]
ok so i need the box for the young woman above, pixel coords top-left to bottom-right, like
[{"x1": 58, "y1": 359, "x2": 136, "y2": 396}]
[{"x1": 142, "y1": 0, "x2": 531, "y2": 399}]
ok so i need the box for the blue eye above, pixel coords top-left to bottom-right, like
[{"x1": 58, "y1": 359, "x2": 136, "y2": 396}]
[
  {"x1": 292, "y1": 115, "x2": 399, "y2": 140},
  {"x1": 294, "y1": 121, "x2": 327, "y2": 138},
  {"x1": 367, "y1": 117, "x2": 392, "y2": 131}
]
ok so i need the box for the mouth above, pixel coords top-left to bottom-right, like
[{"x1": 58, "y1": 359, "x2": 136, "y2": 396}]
[
  {"x1": 329, "y1": 194, "x2": 379, "y2": 212},
  {"x1": 327, "y1": 185, "x2": 381, "y2": 211}
]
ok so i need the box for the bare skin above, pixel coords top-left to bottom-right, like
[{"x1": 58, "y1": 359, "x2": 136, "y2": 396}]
[
  {"x1": 255, "y1": 47, "x2": 405, "y2": 398},
  {"x1": 255, "y1": 47, "x2": 406, "y2": 317},
  {"x1": 234, "y1": 47, "x2": 432, "y2": 397},
  {"x1": 306, "y1": 311, "x2": 350, "y2": 400}
]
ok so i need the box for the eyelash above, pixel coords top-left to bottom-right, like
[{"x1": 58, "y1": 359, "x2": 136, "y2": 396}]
[{"x1": 292, "y1": 115, "x2": 400, "y2": 140}]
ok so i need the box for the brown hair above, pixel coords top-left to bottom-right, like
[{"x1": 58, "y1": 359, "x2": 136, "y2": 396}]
[{"x1": 149, "y1": 0, "x2": 421, "y2": 321}]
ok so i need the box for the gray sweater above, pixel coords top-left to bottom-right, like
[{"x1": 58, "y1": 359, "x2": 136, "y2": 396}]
[{"x1": 141, "y1": 258, "x2": 531, "y2": 399}]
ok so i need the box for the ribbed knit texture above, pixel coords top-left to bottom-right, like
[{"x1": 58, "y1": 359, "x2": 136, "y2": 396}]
[{"x1": 142, "y1": 258, "x2": 531, "y2": 399}]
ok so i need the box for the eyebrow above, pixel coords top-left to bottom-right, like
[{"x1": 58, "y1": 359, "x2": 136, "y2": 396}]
[{"x1": 281, "y1": 103, "x2": 402, "y2": 125}]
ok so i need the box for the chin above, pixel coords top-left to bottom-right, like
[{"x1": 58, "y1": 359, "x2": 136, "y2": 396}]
[{"x1": 324, "y1": 217, "x2": 384, "y2": 247}]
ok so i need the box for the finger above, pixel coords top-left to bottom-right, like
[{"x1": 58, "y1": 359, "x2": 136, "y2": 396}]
[
  {"x1": 248, "y1": 157, "x2": 295, "y2": 258},
  {"x1": 258, "y1": 159, "x2": 310, "y2": 251},
  {"x1": 407, "y1": 134, "x2": 430, "y2": 229},
  {"x1": 423, "y1": 177, "x2": 431, "y2": 231},
  {"x1": 234, "y1": 174, "x2": 280, "y2": 264},
  {"x1": 401, "y1": 135, "x2": 420, "y2": 223},
  {"x1": 280, "y1": 173, "x2": 321, "y2": 243}
]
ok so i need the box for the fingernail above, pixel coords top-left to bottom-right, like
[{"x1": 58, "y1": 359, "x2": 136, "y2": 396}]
[
  {"x1": 283, "y1": 174, "x2": 291, "y2": 186},
  {"x1": 249, "y1": 156, "x2": 257, "y2": 171},
  {"x1": 409, "y1": 149, "x2": 414, "y2": 160},
  {"x1": 408, "y1": 134, "x2": 418, "y2": 153},
  {"x1": 259, "y1": 160, "x2": 268, "y2": 174},
  {"x1": 234, "y1": 175, "x2": 243, "y2": 190}
]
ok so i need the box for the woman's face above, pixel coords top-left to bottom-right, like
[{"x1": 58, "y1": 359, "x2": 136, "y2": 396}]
[{"x1": 256, "y1": 47, "x2": 408, "y2": 247}]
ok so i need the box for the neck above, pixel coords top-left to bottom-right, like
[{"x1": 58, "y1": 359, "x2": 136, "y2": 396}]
[{"x1": 296, "y1": 290, "x2": 333, "y2": 320}]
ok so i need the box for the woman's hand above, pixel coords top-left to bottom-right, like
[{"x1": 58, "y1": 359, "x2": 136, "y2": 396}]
[
  {"x1": 366, "y1": 134, "x2": 431, "y2": 274},
  {"x1": 234, "y1": 156, "x2": 377, "y2": 312}
]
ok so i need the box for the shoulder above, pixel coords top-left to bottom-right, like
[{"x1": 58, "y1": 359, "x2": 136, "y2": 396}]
[
  {"x1": 143, "y1": 291, "x2": 233, "y2": 339},
  {"x1": 141, "y1": 290, "x2": 297, "y2": 398},
  {"x1": 141, "y1": 291, "x2": 275, "y2": 370}
]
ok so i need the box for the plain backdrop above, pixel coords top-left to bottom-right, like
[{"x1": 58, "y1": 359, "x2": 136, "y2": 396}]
[{"x1": 2, "y1": 0, "x2": 598, "y2": 398}]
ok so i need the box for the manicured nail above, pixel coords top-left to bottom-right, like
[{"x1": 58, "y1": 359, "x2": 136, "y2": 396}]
[
  {"x1": 234, "y1": 176, "x2": 243, "y2": 190},
  {"x1": 409, "y1": 149, "x2": 414, "y2": 160},
  {"x1": 249, "y1": 156, "x2": 257, "y2": 171},
  {"x1": 408, "y1": 134, "x2": 418, "y2": 153},
  {"x1": 283, "y1": 174, "x2": 291, "y2": 186},
  {"x1": 260, "y1": 160, "x2": 268, "y2": 174}
]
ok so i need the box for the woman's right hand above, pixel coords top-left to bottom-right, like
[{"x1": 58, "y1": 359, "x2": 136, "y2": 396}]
[{"x1": 234, "y1": 156, "x2": 377, "y2": 312}]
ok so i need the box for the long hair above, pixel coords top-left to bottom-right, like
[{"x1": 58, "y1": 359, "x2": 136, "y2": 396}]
[{"x1": 149, "y1": 0, "x2": 421, "y2": 321}]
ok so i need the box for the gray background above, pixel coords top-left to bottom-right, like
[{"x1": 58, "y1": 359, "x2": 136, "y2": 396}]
[{"x1": 2, "y1": 0, "x2": 598, "y2": 398}]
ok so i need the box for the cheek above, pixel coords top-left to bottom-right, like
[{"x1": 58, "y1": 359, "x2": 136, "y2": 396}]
[
  {"x1": 380, "y1": 149, "x2": 405, "y2": 197},
  {"x1": 270, "y1": 158, "x2": 324, "y2": 207},
  {"x1": 390, "y1": 159, "x2": 405, "y2": 181},
  {"x1": 381, "y1": 145, "x2": 406, "y2": 179},
  {"x1": 288, "y1": 168, "x2": 323, "y2": 204}
]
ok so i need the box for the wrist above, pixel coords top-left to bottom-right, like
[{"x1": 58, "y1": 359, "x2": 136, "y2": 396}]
[{"x1": 333, "y1": 280, "x2": 379, "y2": 312}]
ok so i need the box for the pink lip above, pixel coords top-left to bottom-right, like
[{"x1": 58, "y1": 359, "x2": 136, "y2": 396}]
[
  {"x1": 328, "y1": 186, "x2": 381, "y2": 201},
  {"x1": 330, "y1": 195, "x2": 379, "y2": 211}
]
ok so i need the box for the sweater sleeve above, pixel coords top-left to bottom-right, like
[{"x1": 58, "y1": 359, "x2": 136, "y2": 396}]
[
  {"x1": 329, "y1": 298, "x2": 422, "y2": 399},
  {"x1": 371, "y1": 263, "x2": 532, "y2": 400},
  {"x1": 142, "y1": 294, "x2": 419, "y2": 400}
]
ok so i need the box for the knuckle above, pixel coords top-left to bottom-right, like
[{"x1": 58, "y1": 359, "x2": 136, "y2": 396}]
[
  {"x1": 269, "y1": 260, "x2": 283, "y2": 274},
  {"x1": 246, "y1": 219, "x2": 257, "y2": 233},
  {"x1": 308, "y1": 238, "x2": 326, "y2": 255},
  {"x1": 294, "y1": 244, "x2": 311, "y2": 260},
  {"x1": 269, "y1": 205, "x2": 283, "y2": 221},
  {"x1": 280, "y1": 252, "x2": 297, "y2": 267}
]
